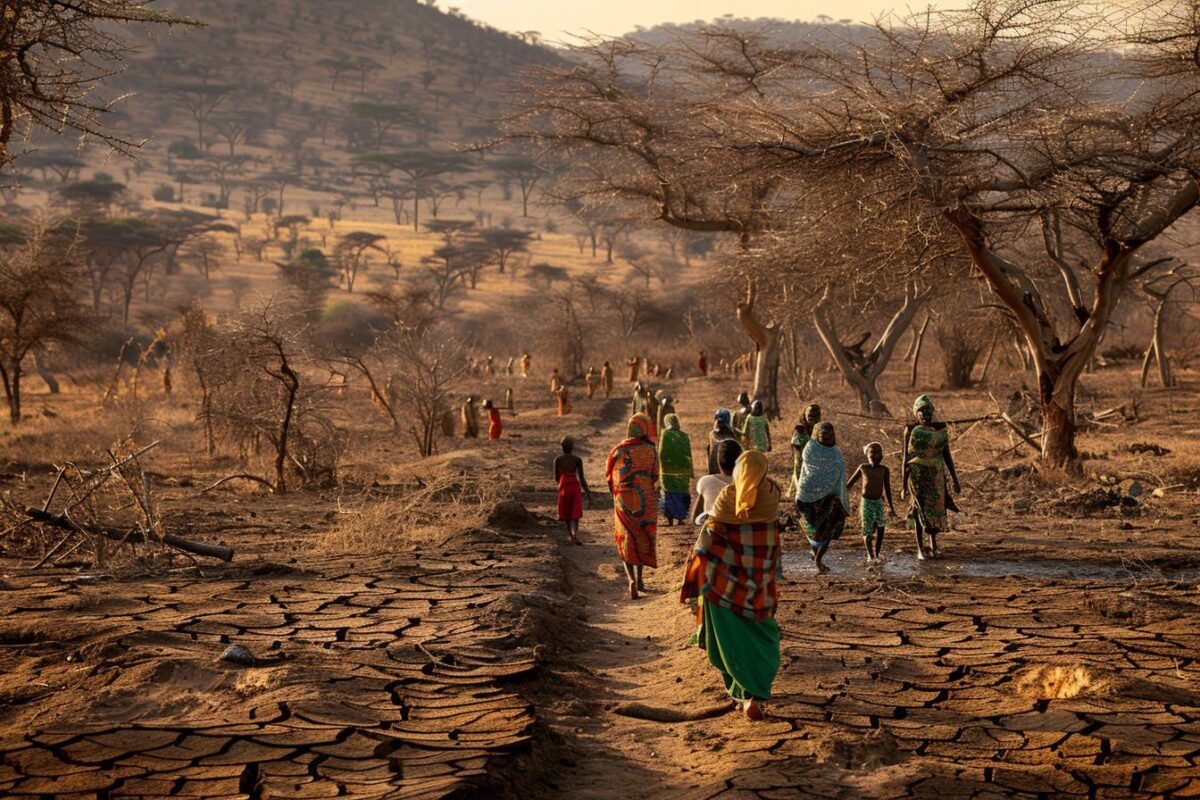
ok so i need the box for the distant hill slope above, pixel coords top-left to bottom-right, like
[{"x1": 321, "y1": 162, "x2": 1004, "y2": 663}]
[{"x1": 16, "y1": 0, "x2": 559, "y2": 219}]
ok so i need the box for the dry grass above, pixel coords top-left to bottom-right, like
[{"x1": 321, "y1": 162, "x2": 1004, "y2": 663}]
[
  {"x1": 321, "y1": 463, "x2": 514, "y2": 555},
  {"x1": 1013, "y1": 665, "x2": 1112, "y2": 700}
]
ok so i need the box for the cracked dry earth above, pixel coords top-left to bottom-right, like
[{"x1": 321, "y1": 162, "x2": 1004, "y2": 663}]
[{"x1": 4, "y1": 381, "x2": 1200, "y2": 798}]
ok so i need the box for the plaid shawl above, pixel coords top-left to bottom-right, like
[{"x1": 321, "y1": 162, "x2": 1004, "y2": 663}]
[{"x1": 702, "y1": 518, "x2": 780, "y2": 621}]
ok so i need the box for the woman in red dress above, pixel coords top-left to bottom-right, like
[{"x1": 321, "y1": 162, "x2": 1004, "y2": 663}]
[
  {"x1": 554, "y1": 437, "x2": 591, "y2": 545},
  {"x1": 483, "y1": 399, "x2": 502, "y2": 440}
]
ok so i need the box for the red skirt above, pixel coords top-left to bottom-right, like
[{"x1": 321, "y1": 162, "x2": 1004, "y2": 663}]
[
  {"x1": 558, "y1": 473, "x2": 583, "y2": 521},
  {"x1": 488, "y1": 410, "x2": 502, "y2": 440}
]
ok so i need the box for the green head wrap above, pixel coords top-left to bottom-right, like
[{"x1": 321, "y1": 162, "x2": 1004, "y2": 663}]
[{"x1": 913, "y1": 395, "x2": 935, "y2": 417}]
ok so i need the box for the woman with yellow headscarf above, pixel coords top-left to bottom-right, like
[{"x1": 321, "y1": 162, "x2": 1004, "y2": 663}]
[
  {"x1": 606, "y1": 413, "x2": 659, "y2": 599},
  {"x1": 695, "y1": 450, "x2": 782, "y2": 721}
]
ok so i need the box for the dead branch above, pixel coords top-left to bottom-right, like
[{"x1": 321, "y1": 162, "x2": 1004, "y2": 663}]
[{"x1": 24, "y1": 508, "x2": 233, "y2": 562}]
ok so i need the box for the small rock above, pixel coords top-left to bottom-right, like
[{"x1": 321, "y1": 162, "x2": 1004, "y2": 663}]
[
  {"x1": 219, "y1": 644, "x2": 255, "y2": 667},
  {"x1": 1126, "y1": 480, "x2": 1145, "y2": 498}
]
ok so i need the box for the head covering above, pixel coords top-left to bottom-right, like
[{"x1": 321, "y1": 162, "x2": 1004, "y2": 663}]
[
  {"x1": 714, "y1": 408, "x2": 731, "y2": 424},
  {"x1": 751, "y1": 400, "x2": 764, "y2": 415},
  {"x1": 796, "y1": 436, "x2": 850, "y2": 512},
  {"x1": 733, "y1": 451, "x2": 769, "y2": 519},
  {"x1": 664, "y1": 413, "x2": 681, "y2": 432},
  {"x1": 913, "y1": 395, "x2": 935, "y2": 416},
  {"x1": 737, "y1": 391, "x2": 750, "y2": 406},
  {"x1": 626, "y1": 413, "x2": 652, "y2": 440}
]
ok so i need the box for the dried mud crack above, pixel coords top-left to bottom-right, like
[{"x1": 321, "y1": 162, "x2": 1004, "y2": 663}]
[{"x1": 0, "y1": 514, "x2": 571, "y2": 799}]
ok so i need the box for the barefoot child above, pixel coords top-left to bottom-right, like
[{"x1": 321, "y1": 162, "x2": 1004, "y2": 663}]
[
  {"x1": 847, "y1": 442, "x2": 896, "y2": 563},
  {"x1": 554, "y1": 437, "x2": 592, "y2": 545}
]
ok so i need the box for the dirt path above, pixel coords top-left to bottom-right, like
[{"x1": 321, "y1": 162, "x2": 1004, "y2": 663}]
[{"x1": 526, "y1": 403, "x2": 750, "y2": 799}]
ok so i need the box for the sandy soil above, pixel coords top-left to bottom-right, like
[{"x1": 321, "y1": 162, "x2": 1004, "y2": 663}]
[{"x1": 3, "y1": 367, "x2": 1200, "y2": 798}]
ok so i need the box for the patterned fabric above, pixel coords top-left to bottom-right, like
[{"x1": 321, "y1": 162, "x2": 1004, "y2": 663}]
[
  {"x1": 742, "y1": 415, "x2": 770, "y2": 452},
  {"x1": 606, "y1": 415, "x2": 659, "y2": 567},
  {"x1": 860, "y1": 496, "x2": 885, "y2": 536},
  {"x1": 790, "y1": 427, "x2": 811, "y2": 492},
  {"x1": 701, "y1": 517, "x2": 780, "y2": 621},
  {"x1": 796, "y1": 439, "x2": 850, "y2": 511},
  {"x1": 658, "y1": 415, "x2": 694, "y2": 494},
  {"x1": 799, "y1": 494, "x2": 846, "y2": 546},
  {"x1": 907, "y1": 425, "x2": 949, "y2": 533},
  {"x1": 557, "y1": 472, "x2": 583, "y2": 521}
]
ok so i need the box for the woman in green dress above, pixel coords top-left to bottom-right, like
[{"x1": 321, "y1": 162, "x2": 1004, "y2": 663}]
[
  {"x1": 901, "y1": 395, "x2": 960, "y2": 560},
  {"x1": 658, "y1": 414, "x2": 694, "y2": 526}
]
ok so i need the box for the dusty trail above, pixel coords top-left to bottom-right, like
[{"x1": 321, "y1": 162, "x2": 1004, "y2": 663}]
[{"x1": 524, "y1": 400, "x2": 748, "y2": 799}]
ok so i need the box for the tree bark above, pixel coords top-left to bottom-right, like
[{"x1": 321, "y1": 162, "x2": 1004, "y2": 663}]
[
  {"x1": 274, "y1": 361, "x2": 299, "y2": 494},
  {"x1": 814, "y1": 283, "x2": 928, "y2": 417},
  {"x1": 735, "y1": 285, "x2": 780, "y2": 417},
  {"x1": 909, "y1": 314, "x2": 930, "y2": 388}
]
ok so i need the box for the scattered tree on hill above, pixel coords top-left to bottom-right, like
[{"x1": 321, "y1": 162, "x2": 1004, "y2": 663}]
[
  {"x1": 277, "y1": 249, "x2": 337, "y2": 310},
  {"x1": 333, "y1": 231, "x2": 385, "y2": 292},
  {"x1": 167, "y1": 82, "x2": 235, "y2": 151},
  {"x1": 476, "y1": 227, "x2": 531, "y2": 274},
  {"x1": 492, "y1": 155, "x2": 545, "y2": 217},
  {"x1": 353, "y1": 151, "x2": 467, "y2": 231},
  {"x1": 348, "y1": 102, "x2": 416, "y2": 148}
]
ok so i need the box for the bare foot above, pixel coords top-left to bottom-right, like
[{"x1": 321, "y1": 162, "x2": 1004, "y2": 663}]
[
  {"x1": 816, "y1": 562, "x2": 830, "y2": 574},
  {"x1": 628, "y1": 581, "x2": 638, "y2": 600},
  {"x1": 743, "y1": 699, "x2": 766, "y2": 721},
  {"x1": 916, "y1": 550, "x2": 926, "y2": 561}
]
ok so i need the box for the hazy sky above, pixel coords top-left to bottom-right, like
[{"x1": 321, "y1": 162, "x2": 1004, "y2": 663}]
[{"x1": 450, "y1": 0, "x2": 911, "y2": 41}]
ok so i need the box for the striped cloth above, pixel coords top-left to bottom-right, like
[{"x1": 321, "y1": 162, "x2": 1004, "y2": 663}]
[{"x1": 701, "y1": 519, "x2": 780, "y2": 621}]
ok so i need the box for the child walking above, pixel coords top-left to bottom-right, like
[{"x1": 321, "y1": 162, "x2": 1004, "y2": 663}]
[{"x1": 846, "y1": 442, "x2": 896, "y2": 564}]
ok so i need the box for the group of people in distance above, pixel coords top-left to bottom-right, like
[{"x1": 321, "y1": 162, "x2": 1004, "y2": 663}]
[{"x1": 554, "y1": 385, "x2": 960, "y2": 721}]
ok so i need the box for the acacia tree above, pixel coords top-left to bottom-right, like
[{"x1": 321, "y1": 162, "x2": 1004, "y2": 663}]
[
  {"x1": 521, "y1": 6, "x2": 1200, "y2": 467},
  {"x1": 492, "y1": 154, "x2": 545, "y2": 217},
  {"x1": 0, "y1": 220, "x2": 89, "y2": 423},
  {"x1": 352, "y1": 151, "x2": 467, "y2": 231},
  {"x1": 0, "y1": 1, "x2": 189, "y2": 170},
  {"x1": 509, "y1": 33, "x2": 784, "y2": 411},
  {"x1": 1140, "y1": 261, "x2": 1198, "y2": 388},
  {"x1": 813, "y1": 283, "x2": 931, "y2": 415},
  {"x1": 721, "y1": 3, "x2": 1200, "y2": 467},
  {"x1": 333, "y1": 231, "x2": 385, "y2": 292}
]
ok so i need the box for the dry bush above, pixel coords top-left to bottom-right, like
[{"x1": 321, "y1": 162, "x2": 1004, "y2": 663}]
[{"x1": 321, "y1": 466, "x2": 514, "y2": 555}]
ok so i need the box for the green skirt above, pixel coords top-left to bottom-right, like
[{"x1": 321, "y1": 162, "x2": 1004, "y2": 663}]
[{"x1": 698, "y1": 601, "x2": 780, "y2": 701}]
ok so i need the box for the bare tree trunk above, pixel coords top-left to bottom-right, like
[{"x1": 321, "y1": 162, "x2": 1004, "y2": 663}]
[
  {"x1": 736, "y1": 284, "x2": 780, "y2": 417},
  {"x1": 909, "y1": 314, "x2": 930, "y2": 388},
  {"x1": 2, "y1": 360, "x2": 20, "y2": 424},
  {"x1": 275, "y1": 363, "x2": 299, "y2": 494},
  {"x1": 814, "y1": 283, "x2": 929, "y2": 417},
  {"x1": 34, "y1": 355, "x2": 59, "y2": 394},
  {"x1": 977, "y1": 335, "x2": 998, "y2": 384},
  {"x1": 1039, "y1": 362, "x2": 1079, "y2": 468},
  {"x1": 1141, "y1": 299, "x2": 1172, "y2": 388}
]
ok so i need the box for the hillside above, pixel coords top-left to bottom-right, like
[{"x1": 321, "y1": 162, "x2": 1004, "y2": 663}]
[{"x1": 15, "y1": 0, "x2": 560, "y2": 223}]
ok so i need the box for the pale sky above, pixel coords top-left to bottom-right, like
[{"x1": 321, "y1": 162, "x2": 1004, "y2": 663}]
[{"x1": 449, "y1": 0, "x2": 913, "y2": 41}]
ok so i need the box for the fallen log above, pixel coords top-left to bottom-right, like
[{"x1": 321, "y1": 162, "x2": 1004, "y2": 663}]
[{"x1": 23, "y1": 508, "x2": 233, "y2": 562}]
